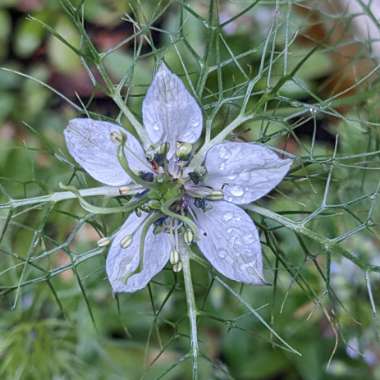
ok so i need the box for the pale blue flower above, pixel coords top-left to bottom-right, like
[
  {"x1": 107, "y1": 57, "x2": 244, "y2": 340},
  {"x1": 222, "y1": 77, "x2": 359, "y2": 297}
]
[{"x1": 64, "y1": 63, "x2": 292, "y2": 293}]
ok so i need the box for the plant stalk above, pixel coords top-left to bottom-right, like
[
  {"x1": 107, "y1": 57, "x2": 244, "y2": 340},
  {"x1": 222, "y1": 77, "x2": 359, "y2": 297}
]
[
  {"x1": 181, "y1": 245, "x2": 199, "y2": 380},
  {"x1": 0, "y1": 185, "x2": 143, "y2": 210}
]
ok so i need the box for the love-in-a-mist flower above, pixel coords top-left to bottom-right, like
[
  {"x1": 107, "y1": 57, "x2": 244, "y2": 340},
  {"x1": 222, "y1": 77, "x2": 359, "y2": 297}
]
[{"x1": 64, "y1": 63, "x2": 292, "y2": 293}]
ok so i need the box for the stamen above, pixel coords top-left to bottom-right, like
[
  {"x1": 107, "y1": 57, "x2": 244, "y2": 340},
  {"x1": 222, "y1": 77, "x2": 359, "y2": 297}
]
[
  {"x1": 152, "y1": 153, "x2": 165, "y2": 167},
  {"x1": 172, "y1": 261, "x2": 183, "y2": 272},
  {"x1": 168, "y1": 221, "x2": 183, "y2": 272},
  {"x1": 176, "y1": 142, "x2": 193, "y2": 160},
  {"x1": 120, "y1": 234, "x2": 133, "y2": 249},
  {"x1": 194, "y1": 198, "x2": 207, "y2": 210},
  {"x1": 97, "y1": 237, "x2": 111, "y2": 247},
  {"x1": 169, "y1": 249, "x2": 180, "y2": 265},
  {"x1": 184, "y1": 229, "x2": 194, "y2": 245},
  {"x1": 158, "y1": 142, "x2": 170, "y2": 155},
  {"x1": 119, "y1": 186, "x2": 130, "y2": 195},
  {"x1": 185, "y1": 184, "x2": 220, "y2": 200},
  {"x1": 188, "y1": 172, "x2": 201, "y2": 184},
  {"x1": 110, "y1": 131, "x2": 124, "y2": 144},
  {"x1": 206, "y1": 190, "x2": 224, "y2": 201},
  {"x1": 139, "y1": 171, "x2": 154, "y2": 182}
]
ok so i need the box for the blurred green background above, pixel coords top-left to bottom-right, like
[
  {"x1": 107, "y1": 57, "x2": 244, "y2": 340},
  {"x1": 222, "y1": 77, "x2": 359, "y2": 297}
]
[{"x1": 0, "y1": 1, "x2": 380, "y2": 379}]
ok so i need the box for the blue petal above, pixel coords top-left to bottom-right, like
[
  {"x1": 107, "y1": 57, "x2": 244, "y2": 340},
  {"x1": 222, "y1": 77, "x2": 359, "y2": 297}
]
[
  {"x1": 65, "y1": 118, "x2": 152, "y2": 186},
  {"x1": 193, "y1": 201, "x2": 264, "y2": 284},
  {"x1": 203, "y1": 142, "x2": 292, "y2": 204},
  {"x1": 142, "y1": 63, "x2": 203, "y2": 158},
  {"x1": 106, "y1": 213, "x2": 171, "y2": 293}
]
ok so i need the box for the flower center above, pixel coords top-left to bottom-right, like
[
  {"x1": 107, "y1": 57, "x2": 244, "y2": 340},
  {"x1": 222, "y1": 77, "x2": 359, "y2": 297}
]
[{"x1": 148, "y1": 174, "x2": 184, "y2": 204}]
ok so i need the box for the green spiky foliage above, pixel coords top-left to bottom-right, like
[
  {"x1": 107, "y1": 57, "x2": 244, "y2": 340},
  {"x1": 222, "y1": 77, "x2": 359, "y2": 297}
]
[{"x1": 0, "y1": 1, "x2": 380, "y2": 379}]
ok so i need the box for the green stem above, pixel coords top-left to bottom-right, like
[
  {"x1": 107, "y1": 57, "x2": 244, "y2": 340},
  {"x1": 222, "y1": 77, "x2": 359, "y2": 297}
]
[
  {"x1": 1, "y1": 248, "x2": 104, "y2": 294},
  {"x1": 245, "y1": 204, "x2": 380, "y2": 273},
  {"x1": 59, "y1": 183, "x2": 148, "y2": 215},
  {"x1": 181, "y1": 244, "x2": 199, "y2": 380},
  {"x1": 189, "y1": 114, "x2": 253, "y2": 169},
  {"x1": 190, "y1": 253, "x2": 302, "y2": 356},
  {"x1": 0, "y1": 185, "x2": 143, "y2": 210},
  {"x1": 138, "y1": 213, "x2": 161, "y2": 272},
  {"x1": 117, "y1": 142, "x2": 155, "y2": 189},
  {"x1": 96, "y1": 64, "x2": 151, "y2": 147}
]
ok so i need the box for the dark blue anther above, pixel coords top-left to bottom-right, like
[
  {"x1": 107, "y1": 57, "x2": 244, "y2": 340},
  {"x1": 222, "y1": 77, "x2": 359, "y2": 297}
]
[
  {"x1": 189, "y1": 171, "x2": 201, "y2": 184},
  {"x1": 194, "y1": 198, "x2": 207, "y2": 211},
  {"x1": 139, "y1": 171, "x2": 154, "y2": 182}
]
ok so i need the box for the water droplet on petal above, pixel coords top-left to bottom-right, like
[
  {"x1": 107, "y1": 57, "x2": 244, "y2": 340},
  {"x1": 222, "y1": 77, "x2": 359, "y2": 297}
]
[
  {"x1": 227, "y1": 174, "x2": 237, "y2": 180},
  {"x1": 152, "y1": 123, "x2": 160, "y2": 131},
  {"x1": 230, "y1": 185, "x2": 244, "y2": 197},
  {"x1": 223, "y1": 212, "x2": 234, "y2": 222},
  {"x1": 218, "y1": 146, "x2": 231, "y2": 159},
  {"x1": 243, "y1": 234, "x2": 256, "y2": 244},
  {"x1": 219, "y1": 162, "x2": 226, "y2": 171},
  {"x1": 190, "y1": 118, "x2": 200, "y2": 128},
  {"x1": 240, "y1": 263, "x2": 252, "y2": 272},
  {"x1": 242, "y1": 248, "x2": 253, "y2": 256},
  {"x1": 226, "y1": 255, "x2": 234, "y2": 264},
  {"x1": 218, "y1": 249, "x2": 228, "y2": 259},
  {"x1": 239, "y1": 171, "x2": 251, "y2": 181},
  {"x1": 227, "y1": 227, "x2": 240, "y2": 236}
]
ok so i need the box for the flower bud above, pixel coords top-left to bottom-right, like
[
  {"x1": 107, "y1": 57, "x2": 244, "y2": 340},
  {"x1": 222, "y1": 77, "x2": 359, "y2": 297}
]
[
  {"x1": 169, "y1": 249, "x2": 180, "y2": 265},
  {"x1": 176, "y1": 142, "x2": 192, "y2": 159},
  {"x1": 97, "y1": 237, "x2": 111, "y2": 247},
  {"x1": 120, "y1": 234, "x2": 133, "y2": 249},
  {"x1": 110, "y1": 131, "x2": 124, "y2": 144},
  {"x1": 172, "y1": 261, "x2": 183, "y2": 273},
  {"x1": 206, "y1": 190, "x2": 224, "y2": 201},
  {"x1": 184, "y1": 229, "x2": 194, "y2": 245}
]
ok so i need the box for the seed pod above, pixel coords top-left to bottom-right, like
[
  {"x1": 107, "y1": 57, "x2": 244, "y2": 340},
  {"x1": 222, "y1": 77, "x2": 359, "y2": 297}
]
[
  {"x1": 120, "y1": 234, "x2": 133, "y2": 249},
  {"x1": 97, "y1": 237, "x2": 111, "y2": 247},
  {"x1": 170, "y1": 249, "x2": 180, "y2": 265}
]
